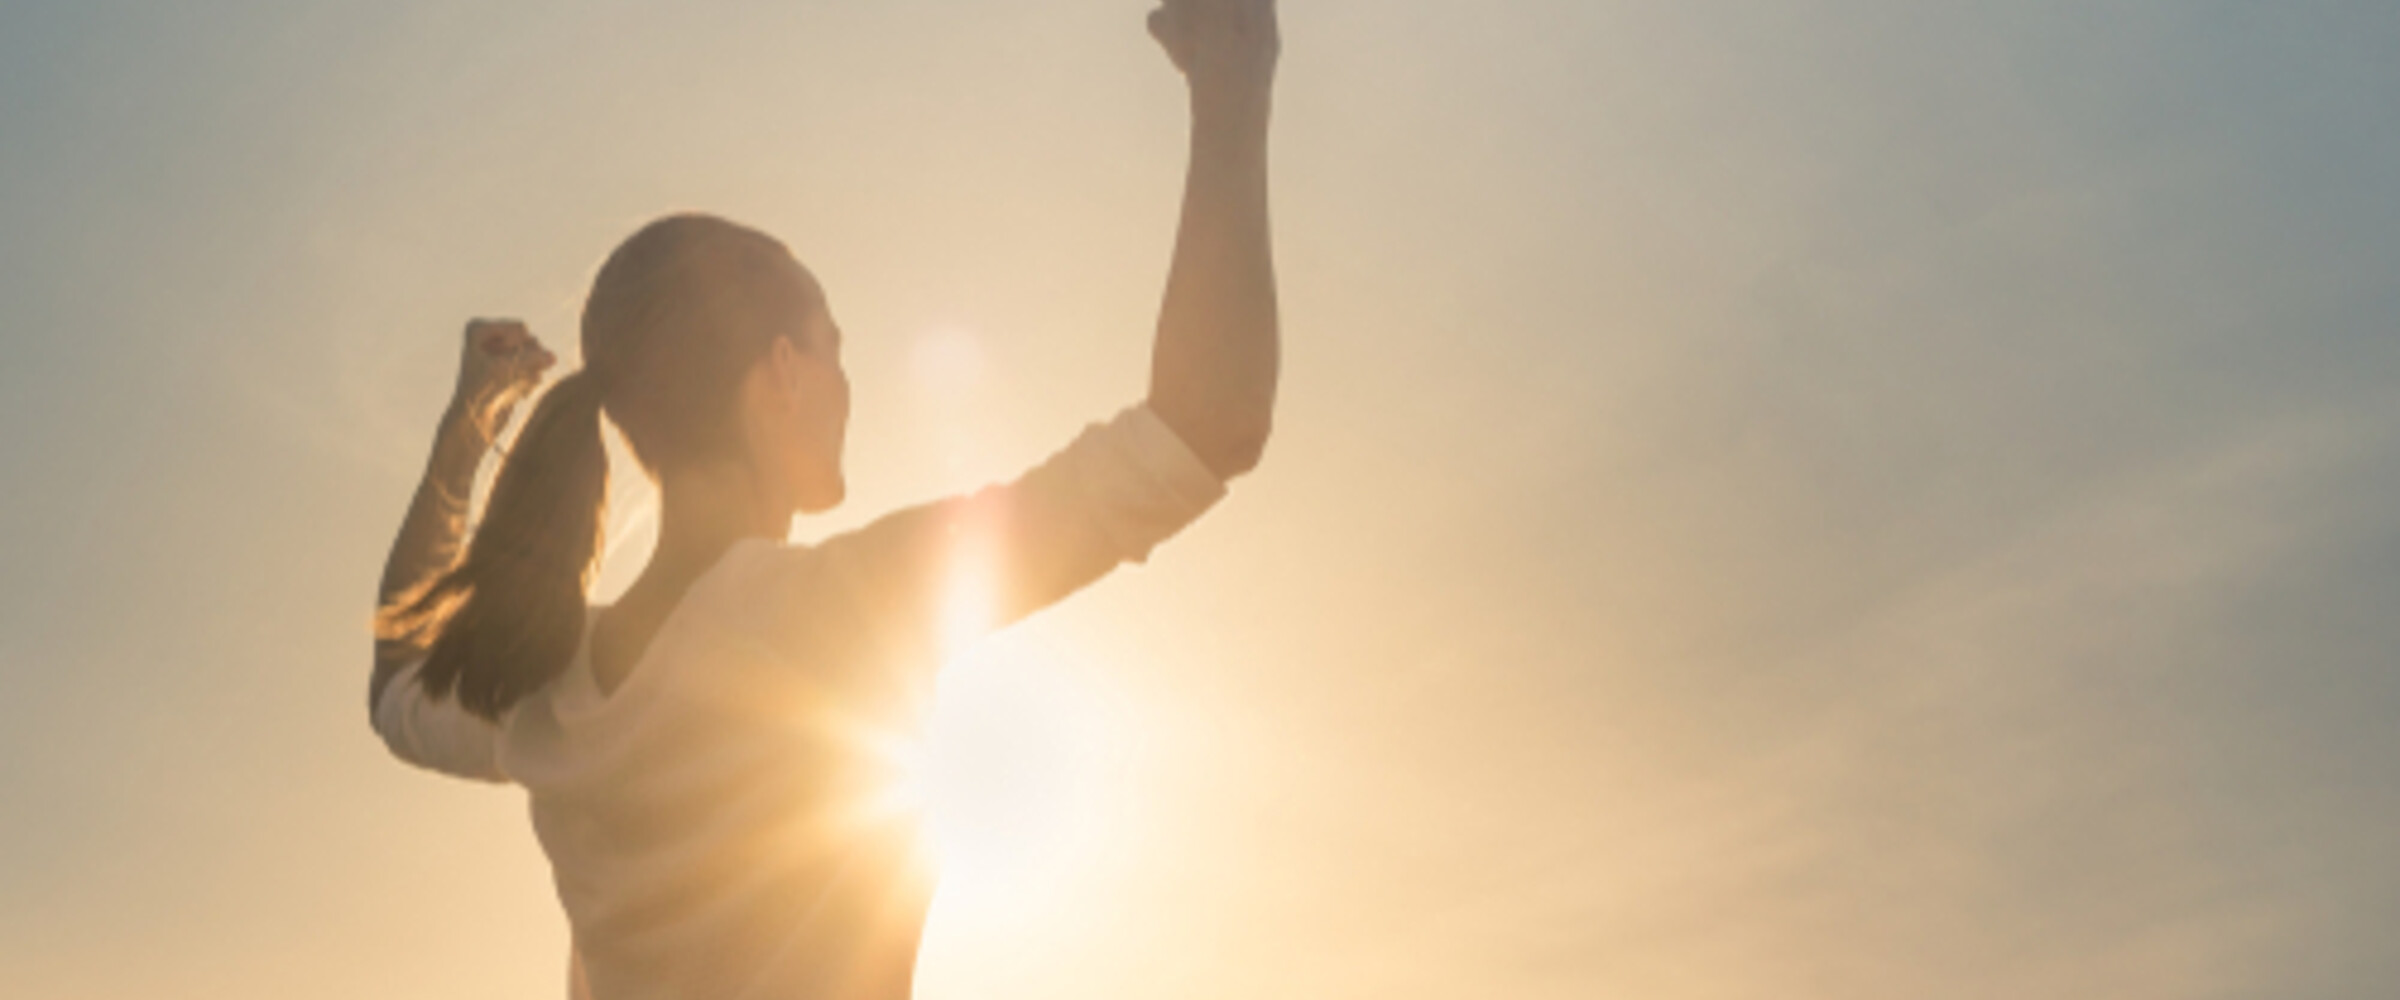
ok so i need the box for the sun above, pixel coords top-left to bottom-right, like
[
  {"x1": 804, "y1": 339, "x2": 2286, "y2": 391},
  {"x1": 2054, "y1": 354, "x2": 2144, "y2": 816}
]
[{"x1": 894, "y1": 637, "x2": 1123, "y2": 914}]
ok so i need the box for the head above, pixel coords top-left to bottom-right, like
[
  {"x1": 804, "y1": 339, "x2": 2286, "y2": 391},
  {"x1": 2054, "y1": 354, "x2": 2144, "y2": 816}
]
[
  {"x1": 379, "y1": 213, "x2": 849, "y2": 719},
  {"x1": 584, "y1": 213, "x2": 850, "y2": 516}
]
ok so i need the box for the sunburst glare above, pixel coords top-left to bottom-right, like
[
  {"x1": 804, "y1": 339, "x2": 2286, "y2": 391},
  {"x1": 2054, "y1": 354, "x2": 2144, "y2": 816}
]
[{"x1": 911, "y1": 640, "x2": 1123, "y2": 918}]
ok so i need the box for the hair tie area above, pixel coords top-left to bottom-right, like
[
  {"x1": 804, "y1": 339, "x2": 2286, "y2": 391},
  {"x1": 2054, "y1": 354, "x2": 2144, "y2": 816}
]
[{"x1": 557, "y1": 366, "x2": 614, "y2": 407}]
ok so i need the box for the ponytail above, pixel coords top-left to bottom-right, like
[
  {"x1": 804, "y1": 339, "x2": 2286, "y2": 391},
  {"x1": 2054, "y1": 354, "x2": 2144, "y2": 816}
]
[{"x1": 379, "y1": 370, "x2": 611, "y2": 721}]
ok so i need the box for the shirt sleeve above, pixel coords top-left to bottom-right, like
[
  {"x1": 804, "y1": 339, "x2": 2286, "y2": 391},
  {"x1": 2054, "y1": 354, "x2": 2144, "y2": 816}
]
[
  {"x1": 740, "y1": 403, "x2": 1228, "y2": 681},
  {"x1": 372, "y1": 659, "x2": 511, "y2": 783}
]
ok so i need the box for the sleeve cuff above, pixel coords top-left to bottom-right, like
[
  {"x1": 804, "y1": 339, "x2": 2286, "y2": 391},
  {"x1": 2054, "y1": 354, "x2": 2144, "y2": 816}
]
[
  {"x1": 1117, "y1": 403, "x2": 1231, "y2": 507},
  {"x1": 373, "y1": 660, "x2": 510, "y2": 783},
  {"x1": 1079, "y1": 403, "x2": 1231, "y2": 565}
]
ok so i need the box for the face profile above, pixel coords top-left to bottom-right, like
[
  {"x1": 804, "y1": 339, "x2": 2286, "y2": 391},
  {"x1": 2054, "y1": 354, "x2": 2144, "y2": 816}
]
[{"x1": 745, "y1": 296, "x2": 851, "y2": 518}]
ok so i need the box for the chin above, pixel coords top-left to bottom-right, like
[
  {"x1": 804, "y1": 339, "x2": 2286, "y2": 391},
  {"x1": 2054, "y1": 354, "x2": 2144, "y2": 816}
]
[{"x1": 795, "y1": 476, "x2": 845, "y2": 515}]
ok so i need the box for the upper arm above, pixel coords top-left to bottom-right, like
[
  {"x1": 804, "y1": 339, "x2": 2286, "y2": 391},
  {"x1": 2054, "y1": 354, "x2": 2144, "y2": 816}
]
[{"x1": 780, "y1": 404, "x2": 1228, "y2": 675}]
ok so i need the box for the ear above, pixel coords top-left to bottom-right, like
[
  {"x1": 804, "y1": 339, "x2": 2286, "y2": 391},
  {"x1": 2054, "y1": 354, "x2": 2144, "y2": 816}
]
[{"x1": 763, "y1": 335, "x2": 806, "y2": 409}]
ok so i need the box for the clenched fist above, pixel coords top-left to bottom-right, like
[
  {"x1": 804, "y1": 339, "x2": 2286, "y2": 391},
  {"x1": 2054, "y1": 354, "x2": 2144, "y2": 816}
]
[
  {"x1": 452, "y1": 318, "x2": 557, "y2": 446},
  {"x1": 1148, "y1": 0, "x2": 1280, "y2": 114}
]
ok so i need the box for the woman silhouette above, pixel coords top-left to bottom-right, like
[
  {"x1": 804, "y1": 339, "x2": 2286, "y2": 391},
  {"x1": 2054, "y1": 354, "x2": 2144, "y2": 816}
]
[{"x1": 366, "y1": 2, "x2": 1279, "y2": 996}]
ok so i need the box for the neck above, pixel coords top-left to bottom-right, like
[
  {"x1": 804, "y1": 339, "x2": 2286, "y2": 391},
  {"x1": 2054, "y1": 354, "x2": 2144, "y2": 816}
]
[{"x1": 644, "y1": 460, "x2": 786, "y2": 591}]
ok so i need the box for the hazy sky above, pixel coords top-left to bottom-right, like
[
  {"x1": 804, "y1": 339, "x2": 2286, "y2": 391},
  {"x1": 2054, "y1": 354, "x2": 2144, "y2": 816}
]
[{"x1": 4, "y1": 2, "x2": 2397, "y2": 998}]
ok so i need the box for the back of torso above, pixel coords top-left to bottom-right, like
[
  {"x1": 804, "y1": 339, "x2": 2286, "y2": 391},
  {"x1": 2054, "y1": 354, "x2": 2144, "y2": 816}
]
[{"x1": 505, "y1": 541, "x2": 939, "y2": 1000}]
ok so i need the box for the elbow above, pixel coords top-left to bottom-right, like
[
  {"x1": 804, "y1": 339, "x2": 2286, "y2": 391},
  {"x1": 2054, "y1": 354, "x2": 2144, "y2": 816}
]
[
  {"x1": 367, "y1": 656, "x2": 398, "y2": 725},
  {"x1": 368, "y1": 675, "x2": 401, "y2": 757},
  {"x1": 1148, "y1": 393, "x2": 1272, "y2": 481},
  {"x1": 367, "y1": 652, "x2": 412, "y2": 756},
  {"x1": 367, "y1": 666, "x2": 383, "y2": 735},
  {"x1": 1207, "y1": 417, "x2": 1273, "y2": 481}
]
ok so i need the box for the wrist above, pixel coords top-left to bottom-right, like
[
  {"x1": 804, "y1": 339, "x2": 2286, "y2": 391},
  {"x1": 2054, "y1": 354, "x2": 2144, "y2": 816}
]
[
  {"x1": 1190, "y1": 85, "x2": 1273, "y2": 137},
  {"x1": 438, "y1": 399, "x2": 497, "y2": 453},
  {"x1": 1190, "y1": 109, "x2": 1271, "y2": 170}
]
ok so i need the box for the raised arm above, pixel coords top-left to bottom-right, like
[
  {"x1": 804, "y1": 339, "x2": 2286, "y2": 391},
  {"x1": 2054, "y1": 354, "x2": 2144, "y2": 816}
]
[
  {"x1": 1144, "y1": 0, "x2": 1282, "y2": 480},
  {"x1": 738, "y1": 7, "x2": 1276, "y2": 682}
]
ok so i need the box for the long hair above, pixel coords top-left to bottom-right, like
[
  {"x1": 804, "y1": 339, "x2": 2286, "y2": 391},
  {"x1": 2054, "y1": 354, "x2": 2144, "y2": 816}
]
[{"x1": 378, "y1": 214, "x2": 819, "y2": 721}]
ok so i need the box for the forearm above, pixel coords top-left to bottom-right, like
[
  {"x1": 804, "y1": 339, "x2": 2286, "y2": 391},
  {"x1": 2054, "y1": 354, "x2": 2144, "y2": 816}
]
[
  {"x1": 366, "y1": 319, "x2": 551, "y2": 716},
  {"x1": 377, "y1": 404, "x2": 489, "y2": 653},
  {"x1": 1147, "y1": 93, "x2": 1280, "y2": 480},
  {"x1": 370, "y1": 409, "x2": 512, "y2": 772}
]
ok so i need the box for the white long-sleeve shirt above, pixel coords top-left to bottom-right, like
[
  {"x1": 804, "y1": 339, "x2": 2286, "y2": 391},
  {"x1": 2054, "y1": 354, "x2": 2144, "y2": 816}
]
[{"x1": 374, "y1": 404, "x2": 1227, "y2": 1000}]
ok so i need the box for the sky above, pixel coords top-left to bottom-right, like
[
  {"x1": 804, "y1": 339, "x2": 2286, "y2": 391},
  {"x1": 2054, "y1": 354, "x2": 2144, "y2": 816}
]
[{"x1": 3, "y1": 2, "x2": 2398, "y2": 998}]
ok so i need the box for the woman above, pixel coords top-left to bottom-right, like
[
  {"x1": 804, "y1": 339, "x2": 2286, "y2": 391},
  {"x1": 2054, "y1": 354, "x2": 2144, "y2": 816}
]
[{"x1": 366, "y1": 2, "x2": 1279, "y2": 997}]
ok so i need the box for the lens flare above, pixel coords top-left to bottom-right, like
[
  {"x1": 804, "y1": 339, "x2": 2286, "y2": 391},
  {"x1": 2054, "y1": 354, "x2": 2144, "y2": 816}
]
[{"x1": 910, "y1": 641, "x2": 1121, "y2": 916}]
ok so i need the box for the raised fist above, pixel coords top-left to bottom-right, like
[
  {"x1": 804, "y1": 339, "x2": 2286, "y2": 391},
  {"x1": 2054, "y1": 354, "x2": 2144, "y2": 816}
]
[
  {"x1": 1148, "y1": 0, "x2": 1280, "y2": 109},
  {"x1": 452, "y1": 318, "x2": 557, "y2": 445}
]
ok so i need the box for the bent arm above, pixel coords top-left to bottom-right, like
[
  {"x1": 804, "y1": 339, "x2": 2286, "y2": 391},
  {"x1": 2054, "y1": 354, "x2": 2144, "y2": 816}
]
[
  {"x1": 370, "y1": 320, "x2": 552, "y2": 713},
  {"x1": 365, "y1": 321, "x2": 550, "y2": 781},
  {"x1": 365, "y1": 399, "x2": 515, "y2": 781},
  {"x1": 1145, "y1": 2, "x2": 1281, "y2": 480},
  {"x1": 740, "y1": 6, "x2": 1275, "y2": 681},
  {"x1": 371, "y1": 402, "x2": 489, "y2": 710}
]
